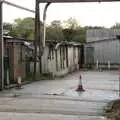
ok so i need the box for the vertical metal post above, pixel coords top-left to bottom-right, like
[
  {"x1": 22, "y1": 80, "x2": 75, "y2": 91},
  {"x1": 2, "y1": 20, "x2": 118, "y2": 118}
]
[
  {"x1": 0, "y1": 1, "x2": 4, "y2": 90},
  {"x1": 39, "y1": 3, "x2": 42, "y2": 74},
  {"x1": 34, "y1": 0, "x2": 40, "y2": 77},
  {"x1": 43, "y1": 14, "x2": 46, "y2": 48}
]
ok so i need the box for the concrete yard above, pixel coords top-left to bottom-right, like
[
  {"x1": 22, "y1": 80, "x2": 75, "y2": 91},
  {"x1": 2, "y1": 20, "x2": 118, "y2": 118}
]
[{"x1": 0, "y1": 71, "x2": 119, "y2": 120}]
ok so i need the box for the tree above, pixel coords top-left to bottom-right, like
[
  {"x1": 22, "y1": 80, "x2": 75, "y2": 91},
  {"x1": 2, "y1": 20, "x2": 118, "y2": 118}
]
[
  {"x1": 62, "y1": 18, "x2": 86, "y2": 42},
  {"x1": 63, "y1": 18, "x2": 79, "y2": 29},
  {"x1": 9, "y1": 17, "x2": 35, "y2": 40},
  {"x1": 3, "y1": 23, "x2": 13, "y2": 35},
  {"x1": 46, "y1": 20, "x2": 64, "y2": 40},
  {"x1": 72, "y1": 27, "x2": 87, "y2": 43},
  {"x1": 111, "y1": 23, "x2": 120, "y2": 29},
  {"x1": 4, "y1": 17, "x2": 87, "y2": 42},
  {"x1": 62, "y1": 28, "x2": 77, "y2": 41}
]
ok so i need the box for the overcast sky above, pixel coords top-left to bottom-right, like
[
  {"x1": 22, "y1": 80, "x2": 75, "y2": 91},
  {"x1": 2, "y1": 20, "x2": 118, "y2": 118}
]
[{"x1": 2, "y1": 0, "x2": 120, "y2": 28}]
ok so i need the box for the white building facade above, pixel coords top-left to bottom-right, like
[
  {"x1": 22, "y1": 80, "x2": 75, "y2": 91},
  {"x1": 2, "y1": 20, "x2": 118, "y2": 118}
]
[{"x1": 41, "y1": 41, "x2": 83, "y2": 76}]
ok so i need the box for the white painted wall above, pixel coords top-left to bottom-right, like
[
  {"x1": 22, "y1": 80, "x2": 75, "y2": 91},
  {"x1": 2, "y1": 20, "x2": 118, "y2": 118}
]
[{"x1": 41, "y1": 45, "x2": 80, "y2": 76}]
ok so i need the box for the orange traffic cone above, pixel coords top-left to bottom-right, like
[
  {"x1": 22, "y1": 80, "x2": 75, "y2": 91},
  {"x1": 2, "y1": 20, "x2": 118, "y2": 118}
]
[{"x1": 76, "y1": 75, "x2": 85, "y2": 91}]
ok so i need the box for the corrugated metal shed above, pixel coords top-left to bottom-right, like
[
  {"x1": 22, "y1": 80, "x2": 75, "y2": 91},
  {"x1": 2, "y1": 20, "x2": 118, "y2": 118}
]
[{"x1": 86, "y1": 29, "x2": 120, "y2": 67}]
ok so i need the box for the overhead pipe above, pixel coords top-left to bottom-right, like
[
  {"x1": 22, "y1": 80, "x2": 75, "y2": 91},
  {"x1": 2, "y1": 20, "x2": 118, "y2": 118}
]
[{"x1": 43, "y1": 2, "x2": 51, "y2": 48}]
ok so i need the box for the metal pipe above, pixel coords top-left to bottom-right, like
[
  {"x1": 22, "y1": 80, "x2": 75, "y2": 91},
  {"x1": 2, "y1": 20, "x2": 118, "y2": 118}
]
[
  {"x1": 43, "y1": 2, "x2": 51, "y2": 48},
  {"x1": 38, "y1": 3, "x2": 42, "y2": 74},
  {"x1": 0, "y1": 0, "x2": 4, "y2": 90},
  {"x1": 37, "y1": 0, "x2": 119, "y2": 3},
  {"x1": 3, "y1": 0, "x2": 35, "y2": 13}
]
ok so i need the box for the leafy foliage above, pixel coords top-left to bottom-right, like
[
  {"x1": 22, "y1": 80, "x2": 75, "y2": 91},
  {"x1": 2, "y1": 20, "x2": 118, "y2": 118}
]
[
  {"x1": 3, "y1": 23, "x2": 13, "y2": 35},
  {"x1": 11, "y1": 18, "x2": 35, "y2": 40},
  {"x1": 62, "y1": 18, "x2": 86, "y2": 42},
  {"x1": 46, "y1": 20, "x2": 64, "y2": 41},
  {"x1": 3, "y1": 17, "x2": 106, "y2": 43},
  {"x1": 111, "y1": 23, "x2": 120, "y2": 29}
]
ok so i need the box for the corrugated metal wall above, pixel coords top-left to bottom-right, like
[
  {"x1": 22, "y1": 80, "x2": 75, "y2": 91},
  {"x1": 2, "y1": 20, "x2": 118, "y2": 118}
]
[
  {"x1": 86, "y1": 29, "x2": 120, "y2": 67},
  {"x1": 87, "y1": 39, "x2": 120, "y2": 64},
  {"x1": 87, "y1": 29, "x2": 120, "y2": 42}
]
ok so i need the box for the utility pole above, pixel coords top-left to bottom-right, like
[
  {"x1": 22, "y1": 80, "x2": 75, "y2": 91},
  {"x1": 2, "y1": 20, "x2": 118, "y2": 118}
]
[{"x1": 0, "y1": 0, "x2": 4, "y2": 90}]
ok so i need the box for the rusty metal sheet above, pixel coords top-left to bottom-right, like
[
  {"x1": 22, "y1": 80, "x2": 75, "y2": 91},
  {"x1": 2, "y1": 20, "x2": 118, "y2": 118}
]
[{"x1": 37, "y1": 0, "x2": 120, "y2": 3}]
